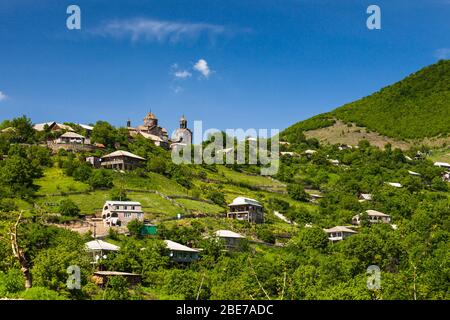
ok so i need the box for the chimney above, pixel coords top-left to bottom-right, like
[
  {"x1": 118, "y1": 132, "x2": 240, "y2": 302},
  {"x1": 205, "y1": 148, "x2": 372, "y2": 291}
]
[{"x1": 127, "y1": 119, "x2": 131, "y2": 128}]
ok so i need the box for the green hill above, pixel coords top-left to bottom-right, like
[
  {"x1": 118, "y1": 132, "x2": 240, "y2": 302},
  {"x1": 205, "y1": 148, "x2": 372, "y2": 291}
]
[{"x1": 283, "y1": 60, "x2": 450, "y2": 141}]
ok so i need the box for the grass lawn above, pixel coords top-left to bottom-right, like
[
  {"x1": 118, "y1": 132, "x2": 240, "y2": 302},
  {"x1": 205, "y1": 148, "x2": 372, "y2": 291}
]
[
  {"x1": 114, "y1": 172, "x2": 188, "y2": 195},
  {"x1": 429, "y1": 147, "x2": 450, "y2": 163},
  {"x1": 174, "y1": 199, "x2": 225, "y2": 214},
  {"x1": 128, "y1": 192, "x2": 181, "y2": 216},
  {"x1": 217, "y1": 166, "x2": 285, "y2": 187},
  {"x1": 35, "y1": 167, "x2": 90, "y2": 195}
]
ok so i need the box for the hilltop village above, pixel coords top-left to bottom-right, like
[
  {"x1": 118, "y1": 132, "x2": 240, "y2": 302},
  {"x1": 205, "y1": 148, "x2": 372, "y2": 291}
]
[{"x1": 0, "y1": 112, "x2": 449, "y2": 300}]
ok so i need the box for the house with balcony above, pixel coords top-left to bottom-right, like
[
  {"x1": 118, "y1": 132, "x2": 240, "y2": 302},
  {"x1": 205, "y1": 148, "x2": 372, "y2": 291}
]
[
  {"x1": 324, "y1": 226, "x2": 357, "y2": 242},
  {"x1": 352, "y1": 210, "x2": 391, "y2": 225},
  {"x1": 55, "y1": 131, "x2": 86, "y2": 144},
  {"x1": 85, "y1": 239, "x2": 120, "y2": 265},
  {"x1": 101, "y1": 201, "x2": 144, "y2": 227},
  {"x1": 101, "y1": 150, "x2": 145, "y2": 171},
  {"x1": 227, "y1": 197, "x2": 264, "y2": 224}
]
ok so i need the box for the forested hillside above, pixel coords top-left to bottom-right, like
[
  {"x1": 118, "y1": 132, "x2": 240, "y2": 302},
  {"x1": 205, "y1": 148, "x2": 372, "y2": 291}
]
[{"x1": 283, "y1": 60, "x2": 450, "y2": 141}]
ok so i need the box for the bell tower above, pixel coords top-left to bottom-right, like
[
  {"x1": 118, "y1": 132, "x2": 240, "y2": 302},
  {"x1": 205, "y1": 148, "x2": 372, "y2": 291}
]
[
  {"x1": 179, "y1": 115, "x2": 187, "y2": 129},
  {"x1": 144, "y1": 110, "x2": 157, "y2": 127}
]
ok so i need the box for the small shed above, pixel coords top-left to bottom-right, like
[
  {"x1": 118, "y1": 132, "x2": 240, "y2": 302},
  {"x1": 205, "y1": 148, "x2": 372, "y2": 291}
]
[{"x1": 141, "y1": 224, "x2": 158, "y2": 236}]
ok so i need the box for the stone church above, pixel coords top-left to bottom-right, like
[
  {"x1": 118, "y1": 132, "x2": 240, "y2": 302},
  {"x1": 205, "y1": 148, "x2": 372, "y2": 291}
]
[{"x1": 127, "y1": 111, "x2": 192, "y2": 149}]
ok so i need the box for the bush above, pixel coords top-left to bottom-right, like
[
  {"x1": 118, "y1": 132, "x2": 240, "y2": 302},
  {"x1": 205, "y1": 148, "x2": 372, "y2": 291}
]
[
  {"x1": 287, "y1": 184, "x2": 310, "y2": 202},
  {"x1": 110, "y1": 188, "x2": 130, "y2": 201},
  {"x1": 147, "y1": 157, "x2": 167, "y2": 175},
  {"x1": 0, "y1": 198, "x2": 18, "y2": 212},
  {"x1": 0, "y1": 269, "x2": 24, "y2": 297},
  {"x1": 19, "y1": 287, "x2": 67, "y2": 300},
  {"x1": 206, "y1": 189, "x2": 227, "y2": 207},
  {"x1": 73, "y1": 163, "x2": 92, "y2": 182},
  {"x1": 88, "y1": 169, "x2": 113, "y2": 189},
  {"x1": 127, "y1": 219, "x2": 144, "y2": 237},
  {"x1": 103, "y1": 276, "x2": 130, "y2": 300},
  {"x1": 59, "y1": 198, "x2": 80, "y2": 217},
  {"x1": 291, "y1": 227, "x2": 329, "y2": 251},
  {"x1": 256, "y1": 227, "x2": 276, "y2": 244}
]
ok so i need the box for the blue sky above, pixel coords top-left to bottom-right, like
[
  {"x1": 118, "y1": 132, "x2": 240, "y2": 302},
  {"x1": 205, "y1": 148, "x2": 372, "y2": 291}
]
[{"x1": 0, "y1": 0, "x2": 449, "y2": 137}]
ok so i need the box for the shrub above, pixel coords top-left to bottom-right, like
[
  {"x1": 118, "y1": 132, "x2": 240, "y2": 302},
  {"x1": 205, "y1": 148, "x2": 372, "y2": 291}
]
[
  {"x1": 88, "y1": 169, "x2": 113, "y2": 189},
  {"x1": 19, "y1": 287, "x2": 67, "y2": 300},
  {"x1": 59, "y1": 198, "x2": 80, "y2": 217}
]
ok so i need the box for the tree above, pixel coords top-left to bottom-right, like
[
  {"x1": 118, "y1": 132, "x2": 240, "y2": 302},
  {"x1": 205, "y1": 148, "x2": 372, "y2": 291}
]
[
  {"x1": 31, "y1": 231, "x2": 90, "y2": 296},
  {"x1": 73, "y1": 163, "x2": 92, "y2": 182},
  {"x1": 256, "y1": 227, "x2": 276, "y2": 244},
  {"x1": 10, "y1": 116, "x2": 36, "y2": 144},
  {"x1": 103, "y1": 276, "x2": 130, "y2": 300},
  {"x1": 91, "y1": 121, "x2": 117, "y2": 149},
  {"x1": 127, "y1": 219, "x2": 144, "y2": 237},
  {"x1": 289, "y1": 227, "x2": 329, "y2": 251},
  {"x1": 59, "y1": 199, "x2": 80, "y2": 217},
  {"x1": 0, "y1": 212, "x2": 32, "y2": 289},
  {"x1": 205, "y1": 188, "x2": 227, "y2": 207},
  {"x1": 0, "y1": 155, "x2": 42, "y2": 197},
  {"x1": 88, "y1": 169, "x2": 113, "y2": 189},
  {"x1": 147, "y1": 157, "x2": 167, "y2": 175},
  {"x1": 110, "y1": 187, "x2": 130, "y2": 201},
  {"x1": 431, "y1": 176, "x2": 448, "y2": 192},
  {"x1": 287, "y1": 184, "x2": 309, "y2": 202}
]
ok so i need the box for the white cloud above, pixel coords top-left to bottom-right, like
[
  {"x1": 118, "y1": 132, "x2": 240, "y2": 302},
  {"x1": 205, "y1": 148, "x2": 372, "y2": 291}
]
[
  {"x1": 0, "y1": 91, "x2": 7, "y2": 102},
  {"x1": 193, "y1": 59, "x2": 212, "y2": 78},
  {"x1": 435, "y1": 48, "x2": 450, "y2": 59},
  {"x1": 94, "y1": 18, "x2": 228, "y2": 43},
  {"x1": 174, "y1": 70, "x2": 192, "y2": 79}
]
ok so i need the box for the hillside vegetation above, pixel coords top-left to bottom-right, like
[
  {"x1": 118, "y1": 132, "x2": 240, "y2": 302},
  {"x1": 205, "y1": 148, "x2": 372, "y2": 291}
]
[{"x1": 283, "y1": 60, "x2": 450, "y2": 141}]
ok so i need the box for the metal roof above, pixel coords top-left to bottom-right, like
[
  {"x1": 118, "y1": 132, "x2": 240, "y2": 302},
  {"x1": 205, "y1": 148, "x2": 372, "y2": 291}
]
[
  {"x1": 101, "y1": 150, "x2": 145, "y2": 160},
  {"x1": 164, "y1": 240, "x2": 199, "y2": 252},
  {"x1": 215, "y1": 230, "x2": 245, "y2": 239},
  {"x1": 85, "y1": 240, "x2": 120, "y2": 251}
]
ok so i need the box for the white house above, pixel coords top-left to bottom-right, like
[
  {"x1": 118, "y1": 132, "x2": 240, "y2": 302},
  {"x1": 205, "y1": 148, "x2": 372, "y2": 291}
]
[
  {"x1": 304, "y1": 149, "x2": 317, "y2": 157},
  {"x1": 358, "y1": 193, "x2": 373, "y2": 202},
  {"x1": 443, "y1": 171, "x2": 450, "y2": 182},
  {"x1": 101, "y1": 201, "x2": 144, "y2": 227},
  {"x1": 215, "y1": 230, "x2": 245, "y2": 249},
  {"x1": 227, "y1": 197, "x2": 264, "y2": 224},
  {"x1": 329, "y1": 159, "x2": 340, "y2": 166},
  {"x1": 33, "y1": 121, "x2": 74, "y2": 132},
  {"x1": 408, "y1": 170, "x2": 421, "y2": 176},
  {"x1": 85, "y1": 239, "x2": 120, "y2": 263},
  {"x1": 434, "y1": 162, "x2": 450, "y2": 170},
  {"x1": 165, "y1": 240, "x2": 200, "y2": 263},
  {"x1": 55, "y1": 131, "x2": 86, "y2": 144},
  {"x1": 386, "y1": 182, "x2": 402, "y2": 188},
  {"x1": 352, "y1": 210, "x2": 391, "y2": 225},
  {"x1": 324, "y1": 226, "x2": 357, "y2": 242}
]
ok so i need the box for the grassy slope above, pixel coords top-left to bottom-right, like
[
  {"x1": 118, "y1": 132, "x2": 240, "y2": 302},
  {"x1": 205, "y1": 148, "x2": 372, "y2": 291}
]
[
  {"x1": 282, "y1": 60, "x2": 450, "y2": 141},
  {"x1": 32, "y1": 163, "x2": 317, "y2": 239},
  {"x1": 34, "y1": 165, "x2": 310, "y2": 228}
]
